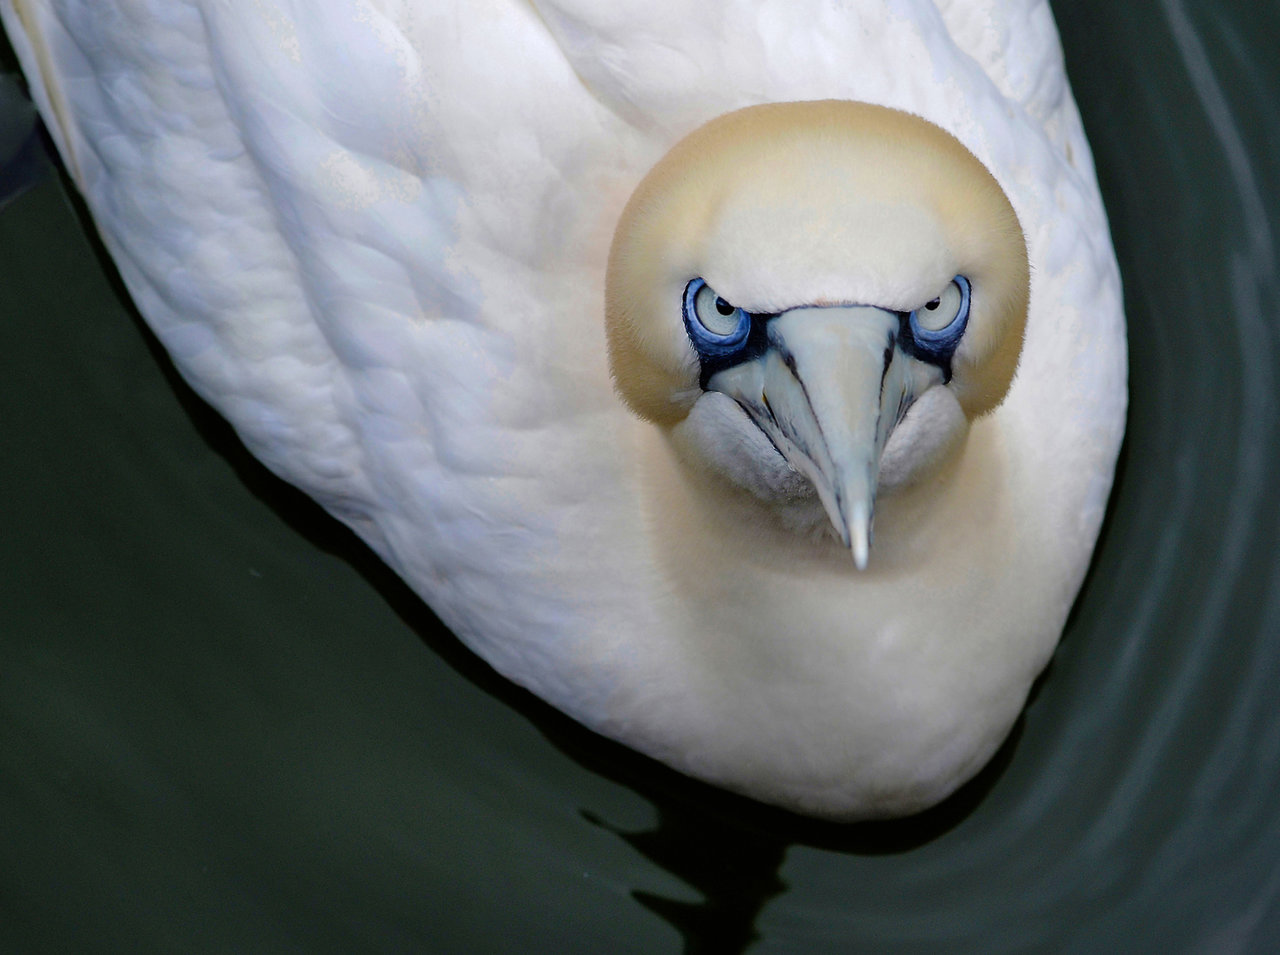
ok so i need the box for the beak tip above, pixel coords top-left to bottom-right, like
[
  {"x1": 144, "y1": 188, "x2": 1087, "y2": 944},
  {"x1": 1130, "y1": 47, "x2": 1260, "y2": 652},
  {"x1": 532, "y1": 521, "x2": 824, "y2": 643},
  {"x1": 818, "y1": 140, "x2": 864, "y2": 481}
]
[
  {"x1": 852, "y1": 542, "x2": 869, "y2": 570},
  {"x1": 848, "y1": 502, "x2": 872, "y2": 571}
]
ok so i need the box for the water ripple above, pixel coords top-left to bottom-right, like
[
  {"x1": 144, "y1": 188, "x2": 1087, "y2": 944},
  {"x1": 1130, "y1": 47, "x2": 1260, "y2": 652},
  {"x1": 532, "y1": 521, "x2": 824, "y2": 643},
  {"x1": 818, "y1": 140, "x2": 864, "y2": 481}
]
[{"x1": 3, "y1": 1, "x2": 1280, "y2": 951}]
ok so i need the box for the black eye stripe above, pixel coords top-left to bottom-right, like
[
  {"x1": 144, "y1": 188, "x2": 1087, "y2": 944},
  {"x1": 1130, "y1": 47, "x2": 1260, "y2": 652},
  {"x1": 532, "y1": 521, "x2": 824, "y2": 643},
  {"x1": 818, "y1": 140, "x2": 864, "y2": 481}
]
[{"x1": 695, "y1": 312, "x2": 772, "y2": 389}]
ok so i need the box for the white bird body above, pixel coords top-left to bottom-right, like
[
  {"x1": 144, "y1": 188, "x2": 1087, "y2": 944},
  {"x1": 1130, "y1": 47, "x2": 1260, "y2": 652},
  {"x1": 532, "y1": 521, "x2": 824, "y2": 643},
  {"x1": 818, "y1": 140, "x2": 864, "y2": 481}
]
[{"x1": 3, "y1": 0, "x2": 1126, "y2": 818}]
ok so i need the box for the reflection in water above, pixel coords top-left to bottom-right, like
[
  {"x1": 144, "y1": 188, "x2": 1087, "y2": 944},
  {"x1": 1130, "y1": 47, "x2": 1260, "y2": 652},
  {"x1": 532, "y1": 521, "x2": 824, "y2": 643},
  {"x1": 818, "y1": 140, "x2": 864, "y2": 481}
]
[{"x1": 571, "y1": 719, "x2": 1026, "y2": 954}]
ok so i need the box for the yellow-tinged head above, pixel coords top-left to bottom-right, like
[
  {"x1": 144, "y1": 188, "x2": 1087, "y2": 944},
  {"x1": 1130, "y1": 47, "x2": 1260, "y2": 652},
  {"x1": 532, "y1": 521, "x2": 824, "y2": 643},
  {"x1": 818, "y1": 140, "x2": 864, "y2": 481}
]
[{"x1": 605, "y1": 101, "x2": 1029, "y2": 563}]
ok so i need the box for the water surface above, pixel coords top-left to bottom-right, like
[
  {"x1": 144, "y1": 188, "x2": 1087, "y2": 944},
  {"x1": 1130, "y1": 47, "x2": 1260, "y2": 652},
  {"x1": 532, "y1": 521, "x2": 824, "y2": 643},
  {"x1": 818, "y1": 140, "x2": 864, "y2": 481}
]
[{"x1": 3, "y1": 1, "x2": 1280, "y2": 950}]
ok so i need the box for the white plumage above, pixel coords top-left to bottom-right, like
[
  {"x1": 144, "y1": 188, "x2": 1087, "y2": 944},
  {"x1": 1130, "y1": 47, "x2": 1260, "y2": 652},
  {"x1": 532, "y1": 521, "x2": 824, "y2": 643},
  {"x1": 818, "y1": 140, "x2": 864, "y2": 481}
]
[{"x1": 2, "y1": 0, "x2": 1126, "y2": 819}]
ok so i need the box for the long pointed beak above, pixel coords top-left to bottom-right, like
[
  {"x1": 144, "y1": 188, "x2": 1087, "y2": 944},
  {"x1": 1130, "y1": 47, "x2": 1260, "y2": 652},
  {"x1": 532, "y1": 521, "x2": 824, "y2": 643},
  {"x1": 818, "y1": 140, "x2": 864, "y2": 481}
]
[{"x1": 706, "y1": 305, "x2": 935, "y2": 569}]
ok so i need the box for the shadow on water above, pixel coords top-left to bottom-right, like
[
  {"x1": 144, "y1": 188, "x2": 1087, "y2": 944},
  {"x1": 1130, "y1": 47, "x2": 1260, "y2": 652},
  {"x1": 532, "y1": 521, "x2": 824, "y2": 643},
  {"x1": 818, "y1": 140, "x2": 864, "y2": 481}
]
[{"x1": 569, "y1": 722, "x2": 1025, "y2": 955}]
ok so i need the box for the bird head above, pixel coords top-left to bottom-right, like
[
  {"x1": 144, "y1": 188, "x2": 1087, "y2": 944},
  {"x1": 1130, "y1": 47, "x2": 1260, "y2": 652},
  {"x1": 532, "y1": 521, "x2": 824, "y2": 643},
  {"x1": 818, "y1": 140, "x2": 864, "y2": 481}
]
[{"x1": 605, "y1": 101, "x2": 1029, "y2": 567}]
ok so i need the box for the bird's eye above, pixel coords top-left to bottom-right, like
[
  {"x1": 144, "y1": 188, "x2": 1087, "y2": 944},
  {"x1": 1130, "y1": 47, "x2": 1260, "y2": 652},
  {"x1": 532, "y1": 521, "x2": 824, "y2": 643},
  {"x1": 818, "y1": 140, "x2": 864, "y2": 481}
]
[
  {"x1": 683, "y1": 278, "x2": 751, "y2": 357},
  {"x1": 908, "y1": 276, "x2": 970, "y2": 353}
]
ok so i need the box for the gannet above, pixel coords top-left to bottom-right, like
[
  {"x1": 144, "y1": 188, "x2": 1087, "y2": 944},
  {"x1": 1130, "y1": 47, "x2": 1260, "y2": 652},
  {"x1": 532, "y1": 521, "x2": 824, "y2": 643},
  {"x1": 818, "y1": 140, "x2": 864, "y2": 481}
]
[{"x1": 2, "y1": 0, "x2": 1126, "y2": 819}]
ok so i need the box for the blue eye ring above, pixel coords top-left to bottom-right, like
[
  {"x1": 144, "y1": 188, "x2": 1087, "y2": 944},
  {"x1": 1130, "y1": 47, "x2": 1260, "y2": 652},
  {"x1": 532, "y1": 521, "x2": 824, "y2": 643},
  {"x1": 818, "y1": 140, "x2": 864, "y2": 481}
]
[
  {"x1": 683, "y1": 278, "x2": 752, "y2": 359},
  {"x1": 907, "y1": 275, "x2": 970, "y2": 361}
]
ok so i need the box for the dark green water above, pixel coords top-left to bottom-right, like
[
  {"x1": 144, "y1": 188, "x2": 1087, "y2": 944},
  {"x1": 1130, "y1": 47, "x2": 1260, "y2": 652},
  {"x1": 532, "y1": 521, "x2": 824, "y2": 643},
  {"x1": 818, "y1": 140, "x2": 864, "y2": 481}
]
[{"x1": 3, "y1": 1, "x2": 1280, "y2": 950}]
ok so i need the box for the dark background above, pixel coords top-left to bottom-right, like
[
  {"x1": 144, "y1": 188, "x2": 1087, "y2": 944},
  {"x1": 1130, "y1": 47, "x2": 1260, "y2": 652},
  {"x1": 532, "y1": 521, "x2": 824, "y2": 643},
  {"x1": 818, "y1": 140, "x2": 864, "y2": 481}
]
[{"x1": 3, "y1": 1, "x2": 1279, "y2": 951}]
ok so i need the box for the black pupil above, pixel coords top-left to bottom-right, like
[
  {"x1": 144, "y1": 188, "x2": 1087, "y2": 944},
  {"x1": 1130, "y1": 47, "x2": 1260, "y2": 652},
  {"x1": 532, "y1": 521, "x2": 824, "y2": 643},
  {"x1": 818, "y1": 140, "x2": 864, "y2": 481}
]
[
  {"x1": 714, "y1": 297, "x2": 736, "y2": 316},
  {"x1": 925, "y1": 298, "x2": 941, "y2": 311}
]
